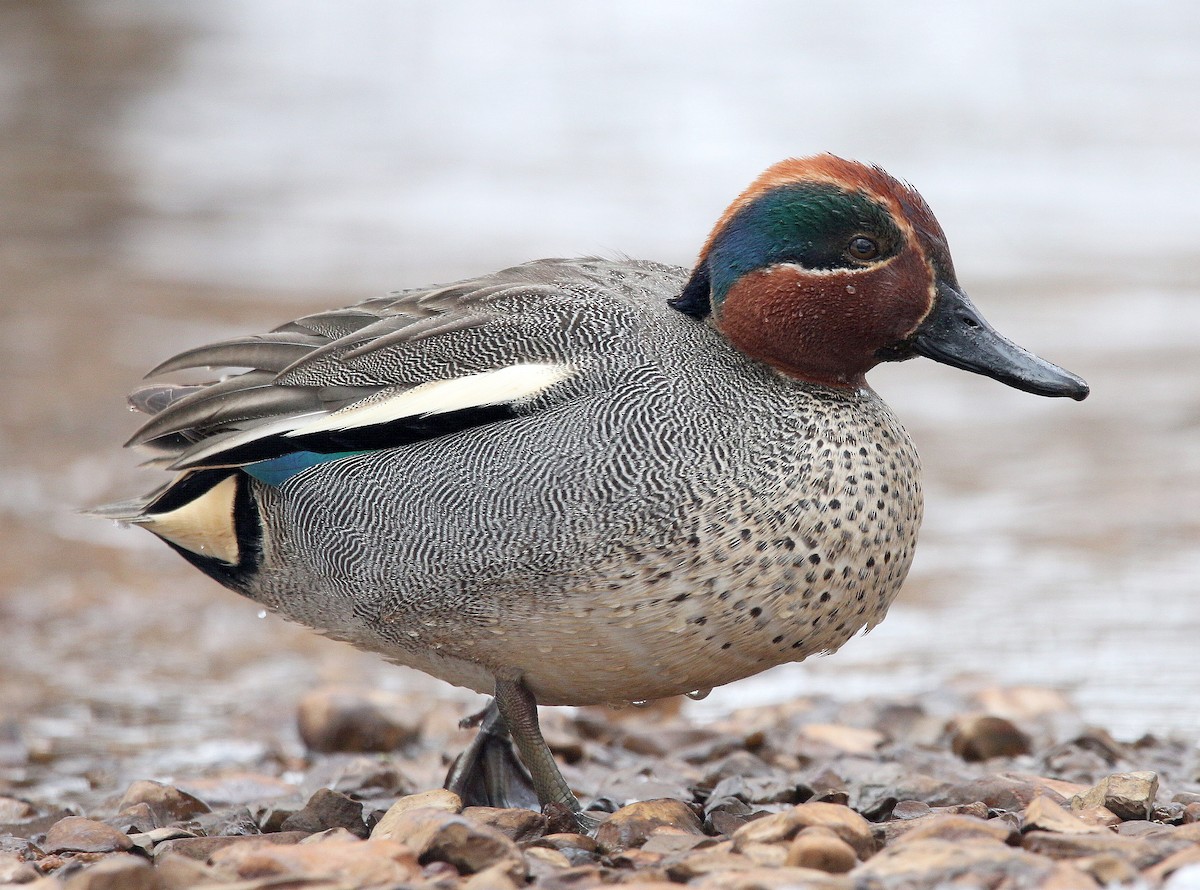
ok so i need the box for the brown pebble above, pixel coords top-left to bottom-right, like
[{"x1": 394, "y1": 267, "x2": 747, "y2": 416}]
[
  {"x1": 461, "y1": 861, "x2": 524, "y2": 890},
  {"x1": 689, "y1": 865, "x2": 853, "y2": 889},
  {"x1": 731, "y1": 801, "x2": 875, "y2": 860},
  {"x1": 1070, "y1": 771, "x2": 1159, "y2": 822},
  {"x1": 593, "y1": 798, "x2": 704, "y2": 854},
  {"x1": 0, "y1": 797, "x2": 35, "y2": 823},
  {"x1": 296, "y1": 685, "x2": 422, "y2": 753},
  {"x1": 62, "y1": 854, "x2": 158, "y2": 890},
  {"x1": 116, "y1": 780, "x2": 210, "y2": 827},
  {"x1": 1076, "y1": 852, "x2": 1144, "y2": 885},
  {"x1": 371, "y1": 788, "x2": 462, "y2": 842},
  {"x1": 1144, "y1": 843, "x2": 1200, "y2": 884},
  {"x1": 461, "y1": 805, "x2": 546, "y2": 842},
  {"x1": 1184, "y1": 802, "x2": 1200, "y2": 824},
  {"x1": 890, "y1": 813, "x2": 1017, "y2": 847},
  {"x1": 738, "y1": 840, "x2": 788, "y2": 868},
  {"x1": 1023, "y1": 795, "x2": 1107, "y2": 834},
  {"x1": 950, "y1": 714, "x2": 1033, "y2": 761},
  {"x1": 857, "y1": 837, "x2": 1095, "y2": 889},
  {"x1": 45, "y1": 816, "x2": 134, "y2": 854},
  {"x1": 890, "y1": 799, "x2": 933, "y2": 820},
  {"x1": 152, "y1": 831, "x2": 309, "y2": 861},
  {"x1": 664, "y1": 841, "x2": 749, "y2": 881},
  {"x1": 279, "y1": 787, "x2": 367, "y2": 837},
  {"x1": 640, "y1": 833, "x2": 710, "y2": 856},
  {"x1": 786, "y1": 825, "x2": 857, "y2": 873},
  {"x1": 524, "y1": 844, "x2": 572, "y2": 870},
  {"x1": 0, "y1": 851, "x2": 38, "y2": 885},
  {"x1": 932, "y1": 774, "x2": 1061, "y2": 811},
  {"x1": 153, "y1": 852, "x2": 224, "y2": 889},
  {"x1": 374, "y1": 806, "x2": 526, "y2": 882},
  {"x1": 210, "y1": 834, "x2": 420, "y2": 884},
  {"x1": 798, "y1": 723, "x2": 885, "y2": 755},
  {"x1": 1021, "y1": 830, "x2": 1163, "y2": 869},
  {"x1": 527, "y1": 832, "x2": 598, "y2": 866}
]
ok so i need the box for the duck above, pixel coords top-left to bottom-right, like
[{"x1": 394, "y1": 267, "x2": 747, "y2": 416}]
[{"x1": 94, "y1": 155, "x2": 1088, "y2": 827}]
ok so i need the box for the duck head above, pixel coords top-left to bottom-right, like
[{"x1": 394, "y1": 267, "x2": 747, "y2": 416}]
[{"x1": 671, "y1": 155, "x2": 1089, "y2": 400}]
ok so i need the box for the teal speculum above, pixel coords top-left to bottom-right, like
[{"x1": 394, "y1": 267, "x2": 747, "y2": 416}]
[{"x1": 93, "y1": 155, "x2": 1088, "y2": 829}]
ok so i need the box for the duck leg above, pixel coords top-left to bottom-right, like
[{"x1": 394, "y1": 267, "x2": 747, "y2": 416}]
[
  {"x1": 493, "y1": 677, "x2": 599, "y2": 830},
  {"x1": 444, "y1": 700, "x2": 539, "y2": 810}
]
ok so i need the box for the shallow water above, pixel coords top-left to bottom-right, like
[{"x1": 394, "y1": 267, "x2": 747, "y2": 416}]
[{"x1": 1, "y1": 1, "x2": 1197, "y2": 803}]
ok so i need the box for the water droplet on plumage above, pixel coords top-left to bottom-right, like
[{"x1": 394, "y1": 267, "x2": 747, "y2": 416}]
[
  {"x1": 685, "y1": 688, "x2": 712, "y2": 701},
  {"x1": 257, "y1": 609, "x2": 267, "y2": 619},
  {"x1": 631, "y1": 699, "x2": 652, "y2": 708}
]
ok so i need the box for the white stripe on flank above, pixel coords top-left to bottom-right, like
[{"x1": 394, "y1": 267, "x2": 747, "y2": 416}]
[{"x1": 288, "y1": 363, "x2": 574, "y2": 436}]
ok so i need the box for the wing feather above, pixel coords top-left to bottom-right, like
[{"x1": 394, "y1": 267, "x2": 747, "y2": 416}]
[{"x1": 121, "y1": 260, "x2": 662, "y2": 470}]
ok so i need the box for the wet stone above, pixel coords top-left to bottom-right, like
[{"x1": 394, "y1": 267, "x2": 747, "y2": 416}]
[
  {"x1": 950, "y1": 714, "x2": 1033, "y2": 762},
  {"x1": 279, "y1": 787, "x2": 368, "y2": 837},
  {"x1": 1071, "y1": 770, "x2": 1159, "y2": 821},
  {"x1": 296, "y1": 685, "x2": 422, "y2": 753},
  {"x1": 44, "y1": 816, "x2": 134, "y2": 854},
  {"x1": 593, "y1": 798, "x2": 704, "y2": 854}
]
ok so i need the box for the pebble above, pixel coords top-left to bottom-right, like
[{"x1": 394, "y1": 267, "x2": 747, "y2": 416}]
[
  {"x1": 209, "y1": 833, "x2": 420, "y2": 885},
  {"x1": 296, "y1": 685, "x2": 422, "y2": 753},
  {"x1": 279, "y1": 787, "x2": 368, "y2": 837},
  {"x1": 1071, "y1": 770, "x2": 1159, "y2": 821},
  {"x1": 44, "y1": 816, "x2": 134, "y2": 854},
  {"x1": 115, "y1": 780, "x2": 210, "y2": 828},
  {"x1": 371, "y1": 788, "x2": 462, "y2": 840},
  {"x1": 706, "y1": 867, "x2": 855, "y2": 889},
  {"x1": 62, "y1": 854, "x2": 159, "y2": 890},
  {"x1": 1022, "y1": 795, "x2": 1107, "y2": 834},
  {"x1": 373, "y1": 806, "x2": 527, "y2": 882},
  {"x1": 462, "y1": 805, "x2": 547, "y2": 842},
  {"x1": 732, "y1": 801, "x2": 875, "y2": 860},
  {"x1": 950, "y1": 714, "x2": 1033, "y2": 761},
  {"x1": 0, "y1": 796, "x2": 36, "y2": 822},
  {"x1": 786, "y1": 825, "x2": 857, "y2": 872},
  {"x1": 593, "y1": 798, "x2": 704, "y2": 853},
  {"x1": 151, "y1": 831, "x2": 309, "y2": 861},
  {"x1": 856, "y1": 837, "x2": 1096, "y2": 889},
  {"x1": 888, "y1": 813, "x2": 1017, "y2": 847}
]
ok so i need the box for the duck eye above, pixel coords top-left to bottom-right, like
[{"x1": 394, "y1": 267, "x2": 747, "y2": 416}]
[{"x1": 848, "y1": 236, "x2": 879, "y2": 261}]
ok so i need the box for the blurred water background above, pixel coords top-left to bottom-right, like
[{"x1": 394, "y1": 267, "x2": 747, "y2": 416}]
[{"x1": 1, "y1": 1, "x2": 1197, "y2": 798}]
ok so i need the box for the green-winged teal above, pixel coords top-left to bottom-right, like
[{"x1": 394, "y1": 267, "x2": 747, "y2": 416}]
[{"x1": 96, "y1": 155, "x2": 1088, "y2": 826}]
